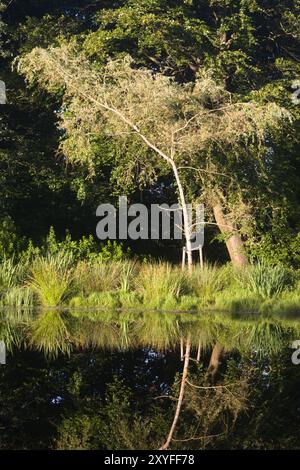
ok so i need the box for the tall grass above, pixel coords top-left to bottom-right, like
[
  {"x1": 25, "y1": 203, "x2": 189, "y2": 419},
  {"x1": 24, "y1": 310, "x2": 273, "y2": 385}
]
[
  {"x1": 1, "y1": 286, "x2": 35, "y2": 309},
  {"x1": 0, "y1": 253, "x2": 298, "y2": 314},
  {"x1": 190, "y1": 264, "x2": 227, "y2": 304},
  {"x1": 242, "y1": 262, "x2": 293, "y2": 298},
  {"x1": 74, "y1": 261, "x2": 137, "y2": 295},
  {"x1": 29, "y1": 252, "x2": 74, "y2": 307},
  {"x1": 30, "y1": 310, "x2": 71, "y2": 356},
  {"x1": 246, "y1": 320, "x2": 288, "y2": 355},
  {"x1": 0, "y1": 258, "x2": 19, "y2": 295},
  {"x1": 137, "y1": 263, "x2": 189, "y2": 309}
]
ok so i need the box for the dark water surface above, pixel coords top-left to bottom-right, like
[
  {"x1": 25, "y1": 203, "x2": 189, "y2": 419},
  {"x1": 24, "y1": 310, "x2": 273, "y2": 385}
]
[{"x1": 1, "y1": 309, "x2": 300, "y2": 450}]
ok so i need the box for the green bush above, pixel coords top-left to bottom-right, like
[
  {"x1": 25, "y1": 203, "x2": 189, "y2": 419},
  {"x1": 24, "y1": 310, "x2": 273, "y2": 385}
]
[
  {"x1": 243, "y1": 262, "x2": 293, "y2": 299},
  {"x1": 137, "y1": 263, "x2": 189, "y2": 309},
  {"x1": 29, "y1": 252, "x2": 74, "y2": 307}
]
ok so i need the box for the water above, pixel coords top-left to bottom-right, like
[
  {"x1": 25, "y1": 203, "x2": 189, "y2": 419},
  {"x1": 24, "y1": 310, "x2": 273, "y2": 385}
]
[{"x1": 0, "y1": 309, "x2": 300, "y2": 449}]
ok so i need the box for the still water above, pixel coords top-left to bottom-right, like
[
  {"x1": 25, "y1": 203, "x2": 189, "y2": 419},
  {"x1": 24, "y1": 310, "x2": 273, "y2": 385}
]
[{"x1": 0, "y1": 309, "x2": 300, "y2": 449}]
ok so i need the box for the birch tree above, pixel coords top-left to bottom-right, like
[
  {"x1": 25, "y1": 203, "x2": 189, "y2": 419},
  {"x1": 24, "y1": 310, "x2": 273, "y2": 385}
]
[{"x1": 18, "y1": 46, "x2": 290, "y2": 269}]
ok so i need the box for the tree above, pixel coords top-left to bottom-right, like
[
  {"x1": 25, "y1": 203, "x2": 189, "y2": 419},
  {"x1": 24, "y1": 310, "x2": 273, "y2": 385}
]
[
  {"x1": 0, "y1": 1, "x2": 6, "y2": 56},
  {"x1": 18, "y1": 46, "x2": 288, "y2": 268},
  {"x1": 160, "y1": 333, "x2": 191, "y2": 450},
  {"x1": 78, "y1": 0, "x2": 300, "y2": 264},
  {"x1": 0, "y1": 0, "x2": 121, "y2": 244}
]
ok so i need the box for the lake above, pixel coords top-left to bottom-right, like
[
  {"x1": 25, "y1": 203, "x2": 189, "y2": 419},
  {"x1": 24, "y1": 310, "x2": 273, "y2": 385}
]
[{"x1": 0, "y1": 308, "x2": 300, "y2": 449}]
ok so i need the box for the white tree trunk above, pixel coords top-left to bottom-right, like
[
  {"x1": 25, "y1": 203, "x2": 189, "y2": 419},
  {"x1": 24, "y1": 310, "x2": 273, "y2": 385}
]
[
  {"x1": 160, "y1": 333, "x2": 191, "y2": 450},
  {"x1": 171, "y1": 161, "x2": 193, "y2": 271}
]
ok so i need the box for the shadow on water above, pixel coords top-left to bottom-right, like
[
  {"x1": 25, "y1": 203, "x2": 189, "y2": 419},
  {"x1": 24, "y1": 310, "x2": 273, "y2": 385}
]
[{"x1": 1, "y1": 308, "x2": 300, "y2": 450}]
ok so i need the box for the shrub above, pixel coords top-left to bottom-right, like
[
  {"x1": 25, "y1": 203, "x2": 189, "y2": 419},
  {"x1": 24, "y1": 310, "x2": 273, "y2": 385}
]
[
  {"x1": 29, "y1": 252, "x2": 74, "y2": 307},
  {"x1": 0, "y1": 258, "x2": 18, "y2": 296},
  {"x1": 30, "y1": 310, "x2": 71, "y2": 356},
  {"x1": 137, "y1": 263, "x2": 189, "y2": 309},
  {"x1": 242, "y1": 262, "x2": 293, "y2": 298},
  {"x1": 190, "y1": 264, "x2": 226, "y2": 304}
]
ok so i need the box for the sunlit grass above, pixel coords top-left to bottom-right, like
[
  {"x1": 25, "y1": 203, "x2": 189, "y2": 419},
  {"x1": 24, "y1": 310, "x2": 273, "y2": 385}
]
[
  {"x1": 137, "y1": 262, "x2": 189, "y2": 309},
  {"x1": 0, "y1": 254, "x2": 299, "y2": 316},
  {"x1": 190, "y1": 264, "x2": 227, "y2": 305},
  {"x1": 29, "y1": 252, "x2": 74, "y2": 307},
  {"x1": 74, "y1": 260, "x2": 137, "y2": 295},
  {"x1": 0, "y1": 258, "x2": 19, "y2": 295},
  {"x1": 239, "y1": 262, "x2": 293, "y2": 299},
  {"x1": 1, "y1": 286, "x2": 35, "y2": 310},
  {"x1": 30, "y1": 309, "x2": 71, "y2": 356}
]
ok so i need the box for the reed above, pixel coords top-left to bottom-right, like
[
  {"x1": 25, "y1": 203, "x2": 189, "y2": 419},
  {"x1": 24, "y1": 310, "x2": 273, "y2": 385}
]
[{"x1": 29, "y1": 252, "x2": 74, "y2": 307}]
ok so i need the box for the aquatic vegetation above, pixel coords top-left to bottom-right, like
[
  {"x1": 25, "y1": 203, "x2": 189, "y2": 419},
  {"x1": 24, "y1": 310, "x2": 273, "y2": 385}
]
[
  {"x1": 240, "y1": 262, "x2": 293, "y2": 299},
  {"x1": 0, "y1": 255, "x2": 298, "y2": 315},
  {"x1": 29, "y1": 252, "x2": 74, "y2": 307},
  {"x1": 30, "y1": 309, "x2": 71, "y2": 356},
  {"x1": 137, "y1": 263, "x2": 189, "y2": 308},
  {"x1": 1, "y1": 286, "x2": 35, "y2": 310},
  {"x1": 0, "y1": 258, "x2": 19, "y2": 296},
  {"x1": 190, "y1": 264, "x2": 226, "y2": 304}
]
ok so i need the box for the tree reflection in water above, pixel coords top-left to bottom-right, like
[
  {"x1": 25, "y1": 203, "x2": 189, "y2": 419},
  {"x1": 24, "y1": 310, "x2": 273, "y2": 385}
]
[{"x1": 0, "y1": 308, "x2": 300, "y2": 449}]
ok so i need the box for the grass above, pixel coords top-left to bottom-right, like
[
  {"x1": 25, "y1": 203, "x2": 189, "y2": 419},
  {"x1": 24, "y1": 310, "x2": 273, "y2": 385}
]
[
  {"x1": 29, "y1": 252, "x2": 74, "y2": 307},
  {"x1": 240, "y1": 262, "x2": 293, "y2": 299},
  {"x1": 190, "y1": 264, "x2": 227, "y2": 305},
  {"x1": 0, "y1": 258, "x2": 19, "y2": 295},
  {"x1": 0, "y1": 255, "x2": 298, "y2": 315},
  {"x1": 30, "y1": 309, "x2": 71, "y2": 356},
  {"x1": 73, "y1": 260, "x2": 137, "y2": 295},
  {"x1": 136, "y1": 263, "x2": 189, "y2": 309}
]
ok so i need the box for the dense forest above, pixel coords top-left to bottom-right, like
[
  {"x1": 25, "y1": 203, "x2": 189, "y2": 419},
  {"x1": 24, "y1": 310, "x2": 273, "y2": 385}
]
[
  {"x1": 0, "y1": 0, "x2": 300, "y2": 265},
  {"x1": 1, "y1": 0, "x2": 300, "y2": 452}
]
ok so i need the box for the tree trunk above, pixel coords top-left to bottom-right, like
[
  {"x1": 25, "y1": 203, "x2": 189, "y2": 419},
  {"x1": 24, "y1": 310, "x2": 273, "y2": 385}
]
[
  {"x1": 196, "y1": 340, "x2": 201, "y2": 363},
  {"x1": 213, "y1": 203, "x2": 248, "y2": 267},
  {"x1": 171, "y1": 161, "x2": 193, "y2": 271},
  {"x1": 160, "y1": 334, "x2": 191, "y2": 450},
  {"x1": 207, "y1": 343, "x2": 224, "y2": 380}
]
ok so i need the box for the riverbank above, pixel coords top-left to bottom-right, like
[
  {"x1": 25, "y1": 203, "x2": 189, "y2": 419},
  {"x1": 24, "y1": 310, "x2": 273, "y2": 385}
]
[{"x1": 0, "y1": 254, "x2": 299, "y2": 316}]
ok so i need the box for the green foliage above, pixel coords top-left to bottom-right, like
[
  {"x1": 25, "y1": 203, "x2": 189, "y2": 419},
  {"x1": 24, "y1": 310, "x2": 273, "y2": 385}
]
[
  {"x1": 247, "y1": 320, "x2": 288, "y2": 356},
  {"x1": 0, "y1": 218, "x2": 24, "y2": 260},
  {"x1": 242, "y1": 262, "x2": 293, "y2": 299},
  {"x1": 30, "y1": 309, "x2": 71, "y2": 356},
  {"x1": 249, "y1": 231, "x2": 300, "y2": 268},
  {"x1": 190, "y1": 264, "x2": 226, "y2": 304},
  {"x1": 83, "y1": 0, "x2": 211, "y2": 70},
  {"x1": 92, "y1": 377, "x2": 164, "y2": 450},
  {"x1": 19, "y1": 227, "x2": 130, "y2": 264},
  {"x1": 44, "y1": 226, "x2": 130, "y2": 262},
  {"x1": 0, "y1": 1, "x2": 7, "y2": 56},
  {"x1": 1, "y1": 0, "x2": 300, "y2": 451},
  {"x1": 29, "y1": 252, "x2": 74, "y2": 307},
  {"x1": 137, "y1": 263, "x2": 189, "y2": 309},
  {"x1": 55, "y1": 413, "x2": 100, "y2": 450}
]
